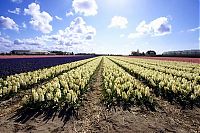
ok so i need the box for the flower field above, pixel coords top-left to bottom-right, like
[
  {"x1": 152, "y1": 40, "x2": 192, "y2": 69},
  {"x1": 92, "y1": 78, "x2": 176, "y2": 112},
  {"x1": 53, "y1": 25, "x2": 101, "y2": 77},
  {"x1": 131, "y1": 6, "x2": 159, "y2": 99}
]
[
  {"x1": 0, "y1": 55, "x2": 95, "y2": 78},
  {"x1": 109, "y1": 56, "x2": 200, "y2": 106},
  {"x1": 128, "y1": 56, "x2": 200, "y2": 64},
  {"x1": 0, "y1": 56, "x2": 200, "y2": 132}
]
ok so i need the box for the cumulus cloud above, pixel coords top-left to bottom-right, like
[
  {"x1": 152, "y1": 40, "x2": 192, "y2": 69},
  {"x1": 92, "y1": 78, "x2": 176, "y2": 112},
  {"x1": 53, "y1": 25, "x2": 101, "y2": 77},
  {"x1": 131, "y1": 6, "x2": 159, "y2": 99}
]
[
  {"x1": 108, "y1": 16, "x2": 128, "y2": 29},
  {"x1": 55, "y1": 16, "x2": 63, "y2": 21},
  {"x1": 0, "y1": 16, "x2": 19, "y2": 31},
  {"x1": 128, "y1": 17, "x2": 171, "y2": 38},
  {"x1": 66, "y1": 11, "x2": 74, "y2": 17},
  {"x1": 72, "y1": 0, "x2": 98, "y2": 16},
  {"x1": 22, "y1": 22, "x2": 26, "y2": 28},
  {"x1": 0, "y1": 36, "x2": 50, "y2": 52},
  {"x1": 0, "y1": 37, "x2": 13, "y2": 47},
  {"x1": 2, "y1": 17, "x2": 96, "y2": 52},
  {"x1": 11, "y1": 0, "x2": 23, "y2": 3},
  {"x1": 188, "y1": 26, "x2": 200, "y2": 32},
  {"x1": 14, "y1": 37, "x2": 45, "y2": 45},
  {"x1": 8, "y1": 8, "x2": 21, "y2": 14},
  {"x1": 48, "y1": 17, "x2": 96, "y2": 46},
  {"x1": 24, "y1": 3, "x2": 53, "y2": 34}
]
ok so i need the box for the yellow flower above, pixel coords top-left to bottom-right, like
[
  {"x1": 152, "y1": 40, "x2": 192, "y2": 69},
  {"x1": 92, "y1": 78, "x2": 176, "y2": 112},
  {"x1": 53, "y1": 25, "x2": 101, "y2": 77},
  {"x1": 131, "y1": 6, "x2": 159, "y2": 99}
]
[
  {"x1": 3, "y1": 87, "x2": 7, "y2": 95},
  {"x1": 39, "y1": 93, "x2": 44, "y2": 102},
  {"x1": 0, "y1": 88, "x2": 2, "y2": 96},
  {"x1": 116, "y1": 88, "x2": 121, "y2": 96},
  {"x1": 66, "y1": 93, "x2": 72, "y2": 102},
  {"x1": 13, "y1": 85, "x2": 18, "y2": 93},
  {"x1": 54, "y1": 97, "x2": 59, "y2": 103},
  {"x1": 122, "y1": 92, "x2": 128, "y2": 100},
  {"x1": 33, "y1": 92, "x2": 39, "y2": 102},
  {"x1": 106, "y1": 89, "x2": 112, "y2": 95},
  {"x1": 55, "y1": 89, "x2": 62, "y2": 98},
  {"x1": 46, "y1": 93, "x2": 52, "y2": 101},
  {"x1": 190, "y1": 94, "x2": 196, "y2": 100}
]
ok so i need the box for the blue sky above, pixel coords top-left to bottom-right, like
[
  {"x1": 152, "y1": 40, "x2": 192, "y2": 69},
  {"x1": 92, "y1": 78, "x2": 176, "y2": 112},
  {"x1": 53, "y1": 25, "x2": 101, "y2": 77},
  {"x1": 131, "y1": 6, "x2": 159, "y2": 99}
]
[{"x1": 0, "y1": 0, "x2": 199, "y2": 54}]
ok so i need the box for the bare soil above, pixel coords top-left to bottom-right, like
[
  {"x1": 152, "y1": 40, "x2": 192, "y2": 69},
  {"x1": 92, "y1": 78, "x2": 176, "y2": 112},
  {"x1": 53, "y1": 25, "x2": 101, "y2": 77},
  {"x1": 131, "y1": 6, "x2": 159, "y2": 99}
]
[{"x1": 0, "y1": 61, "x2": 200, "y2": 133}]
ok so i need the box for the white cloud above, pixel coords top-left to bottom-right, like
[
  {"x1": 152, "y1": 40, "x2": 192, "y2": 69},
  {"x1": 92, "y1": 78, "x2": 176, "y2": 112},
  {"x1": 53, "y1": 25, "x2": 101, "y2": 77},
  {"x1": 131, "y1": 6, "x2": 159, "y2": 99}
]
[
  {"x1": 22, "y1": 22, "x2": 26, "y2": 28},
  {"x1": 11, "y1": 0, "x2": 23, "y2": 3},
  {"x1": 108, "y1": 16, "x2": 128, "y2": 29},
  {"x1": 72, "y1": 0, "x2": 98, "y2": 16},
  {"x1": 128, "y1": 17, "x2": 171, "y2": 38},
  {"x1": 48, "y1": 17, "x2": 96, "y2": 46},
  {"x1": 120, "y1": 34, "x2": 125, "y2": 38},
  {"x1": 0, "y1": 37, "x2": 12, "y2": 47},
  {"x1": 55, "y1": 16, "x2": 63, "y2": 21},
  {"x1": 0, "y1": 16, "x2": 19, "y2": 31},
  {"x1": 188, "y1": 26, "x2": 200, "y2": 32},
  {"x1": 14, "y1": 37, "x2": 46, "y2": 45},
  {"x1": 7, "y1": 17, "x2": 96, "y2": 52},
  {"x1": 66, "y1": 11, "x2": 74, "y2": 17},
  {"x1": 47, "y1": 17, "x2": 96, "y2": 52},
  {"x1": 24, "y1": 3, "x2": 53, "y2": 34},
  {"x1": 8, "y1": 8, "x2": 21, "y2": 15},
  {"x1": 0, "y1": 36, "x2": 48, "y2": 52}
]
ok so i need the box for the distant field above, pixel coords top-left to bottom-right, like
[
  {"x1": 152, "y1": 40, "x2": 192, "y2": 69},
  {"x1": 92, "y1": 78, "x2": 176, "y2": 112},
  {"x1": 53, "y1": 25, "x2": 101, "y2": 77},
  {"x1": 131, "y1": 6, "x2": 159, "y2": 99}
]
[
  {"x1": 0, "y1": 55, "x2": 78, "y2": 59},
  {"x1": 128, "y1": 56, "x2": 200, "y2": 64},
  {"x1": 0, "y1": 55, "x2": 95, "y2": 77}
]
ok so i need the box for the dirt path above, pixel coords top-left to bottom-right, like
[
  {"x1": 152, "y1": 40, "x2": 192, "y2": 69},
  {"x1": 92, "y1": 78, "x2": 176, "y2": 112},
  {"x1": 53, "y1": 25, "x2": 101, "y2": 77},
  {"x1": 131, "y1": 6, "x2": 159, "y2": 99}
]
[
  {"x1": 67, "y1": 58, "x2": 105, "y2": 132},
  {"x1": 0, "y1": 89, "x2": 31, "y2": 117}
]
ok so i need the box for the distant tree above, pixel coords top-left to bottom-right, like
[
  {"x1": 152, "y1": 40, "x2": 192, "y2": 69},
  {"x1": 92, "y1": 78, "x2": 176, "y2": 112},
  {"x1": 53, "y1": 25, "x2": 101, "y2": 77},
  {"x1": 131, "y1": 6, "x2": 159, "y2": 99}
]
[
  {"x1": 146, "y1": 50, "x2": 156, "y2": 56},
  {"x1": 142, "y1": 52, "x2": 145, "y2": 56}
]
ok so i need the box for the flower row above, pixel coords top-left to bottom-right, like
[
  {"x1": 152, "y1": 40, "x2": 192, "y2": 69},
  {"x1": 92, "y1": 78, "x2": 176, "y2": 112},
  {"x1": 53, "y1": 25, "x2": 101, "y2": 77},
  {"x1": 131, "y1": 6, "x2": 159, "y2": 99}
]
[
  {"x1": 26, "y1": 57, "x2": 102, "y2": 108},
  {"x1": 115, "y1": 57, "x2": 200, "y2": 82},
  {"x1": 126, "y1": 57, "x2": 200, "y2": 73},
  {"x1": 110, "y1": 57, "x2": 200, "y2": 103},
  {"x1": 102, "y1": 57, "x2": 153, "y2": 105},
  {"x1": 0, "y1": 57, "x2": 96, "y2": 98}
]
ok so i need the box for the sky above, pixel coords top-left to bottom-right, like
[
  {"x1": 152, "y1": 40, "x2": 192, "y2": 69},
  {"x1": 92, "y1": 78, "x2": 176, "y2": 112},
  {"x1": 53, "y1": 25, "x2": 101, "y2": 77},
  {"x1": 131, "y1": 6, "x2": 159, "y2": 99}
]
[{"x1": 0, "y1": 0, "x2": 199, "y2": 54}]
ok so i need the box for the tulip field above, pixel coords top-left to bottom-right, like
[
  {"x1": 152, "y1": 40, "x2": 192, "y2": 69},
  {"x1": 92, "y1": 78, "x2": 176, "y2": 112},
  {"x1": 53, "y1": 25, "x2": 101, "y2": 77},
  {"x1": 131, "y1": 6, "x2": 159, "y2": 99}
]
[
  {"x1": 0, "y1": 55, "x2": 95, "y2": 77},
  {"x1": 109, "y1": 56, "x2": 200, "y2": 106},
  {"x1": 0, "y1": 56, "x2": 200, "y2": 132}
]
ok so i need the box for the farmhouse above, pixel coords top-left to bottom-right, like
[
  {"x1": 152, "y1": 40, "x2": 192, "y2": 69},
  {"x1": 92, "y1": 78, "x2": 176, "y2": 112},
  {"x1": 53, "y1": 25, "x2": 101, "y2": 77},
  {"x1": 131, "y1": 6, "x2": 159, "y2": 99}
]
[
  {"x1": 146, "y1": 50, "x2": 156, "y2": 56},
  {"x1": 162, "y1": 49, "x2": 200, "y2": 57},
  {"x1": 29, "y1": 50, "x2": 49, "y2": 55},
  {"x1": 10, "y1": 50, "x2": 30, "y2": 55},
  {"x1": 10, "y1": 50, "x2": 49, "y2": 55}
]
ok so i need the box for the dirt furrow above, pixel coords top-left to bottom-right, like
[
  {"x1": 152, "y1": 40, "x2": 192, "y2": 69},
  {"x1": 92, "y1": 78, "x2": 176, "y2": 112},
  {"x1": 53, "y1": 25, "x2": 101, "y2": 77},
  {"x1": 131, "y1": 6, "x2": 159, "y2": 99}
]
[{"x1": 69, "y1": 59, "x2": 105, "y2": 132}]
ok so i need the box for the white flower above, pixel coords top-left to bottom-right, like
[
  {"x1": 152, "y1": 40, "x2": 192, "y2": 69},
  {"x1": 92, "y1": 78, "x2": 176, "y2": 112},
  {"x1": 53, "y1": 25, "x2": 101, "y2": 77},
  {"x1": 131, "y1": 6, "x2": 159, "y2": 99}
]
[
  {"x1": 54, "y1": 97, "x2": 59, "y2": 103},
  {"x1": 39, "y1": 93, "x2": 44, "y2": 102},
  {"x1": 33, "y1": 91, "x2": 39, "y2": 102},
  {"x1": 3, "y1": 87, "x2": 7, "y2": 95},
  {"x1": 55, "y1": 89, "x2": 61, "y2": 98},
  {"x1": 122, "y1": 92, "x2": 128, "y2": 100},
  {"x1": 106, "y1": 89, "x2": 112, "y2": 95},
  {"x1": 66, "y1": 93, "x2": 72, "y2": 102},
  {"x1": 13, "y1": 85, "x2": 18, "y2": 93},
  {"x1": 0, "y1": 88, "x2": 2, "y2": 96},
  {"x1": 46, "y1": 93, "x2": 52, "y2": 101}
]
